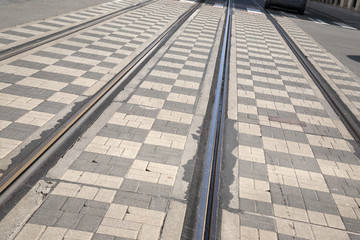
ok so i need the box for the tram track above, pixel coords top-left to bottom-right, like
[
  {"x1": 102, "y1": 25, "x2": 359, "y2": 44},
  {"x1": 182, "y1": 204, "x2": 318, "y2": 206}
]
[
  {"x1": 0, "y1": 0, "x2": 154, "y2": 61},
  {"x1": 254, "y1": 0, "x2": 360, "y2": 143},
  {"x1": 192, "y1": 0, "x2": 231, "y2": 238},
  {"x1": 0, "y1": 0, "x2": 204, "y2": 206}
]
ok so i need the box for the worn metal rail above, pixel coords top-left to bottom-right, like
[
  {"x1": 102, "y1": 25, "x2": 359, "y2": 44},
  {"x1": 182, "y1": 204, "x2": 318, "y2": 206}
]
[
  {"x1": 194, "y1": 0, "x2": 232, "y2": 238},
  {"x1": 0, "y1": 0, "x2": 204, "y2": 206},
  {"x1": 0, "y1": 0, "x2": 154, "y2": 61},
  {"x1": 254, "y1": 0, "x2": 360, "y2": 143}
]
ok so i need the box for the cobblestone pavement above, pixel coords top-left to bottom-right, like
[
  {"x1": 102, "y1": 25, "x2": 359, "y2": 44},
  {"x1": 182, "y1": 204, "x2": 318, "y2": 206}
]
[
  {"x1": 220, "y1": 1, "x2": 360, "y2": 239},
  {"x1": 0, "y1": 0, "x2": 193, "y2": 178},
  {"x1": 3, "y1": 1, "x2": 225, "y2": 239},
  {"x1": 273, "y1": 12, "x2": 360, "y2": 123},
  {"x1": 1, "y1": 0, "x2": 360, "y2": 239},
  {"x1": 0, "y1": 0, "x2": 148, "y2": 50}
]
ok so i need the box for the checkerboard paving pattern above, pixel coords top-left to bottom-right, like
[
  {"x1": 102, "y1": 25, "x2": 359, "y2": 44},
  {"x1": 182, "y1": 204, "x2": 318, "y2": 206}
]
[
  {"x1": 220, "y1": 7, "x2": 360, "y2": 240},
  {"x1": 14, "y1": 4, "x2": 223, "y2": 240},
  {"x1": 0, "y1": 0, "x2": 192, "y2": 172},
  {"x1": 0, "y1": 0, "x2": 149, "y2": 50},
  {"x1": 273, "y1": 12, "x2": 360, "y2": 122}
]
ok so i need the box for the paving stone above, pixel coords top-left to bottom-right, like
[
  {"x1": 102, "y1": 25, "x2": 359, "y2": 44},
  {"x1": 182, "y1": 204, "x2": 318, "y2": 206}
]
[
  {"x1": 55, "y1": 212, "x2": 82, "y2": 229},
  {"x1": 137, "y1": 182, "x2": 172, "y2": 197},
  {"x1": 113, "y1": 191, "x2": 150, "y2": 208},
  {"x1": 41, "y1": 195, "x2": 67, "y2": 210},
  {"x1": 91, "y1": 233, "x2": 115, "y2": 240},
  {"x1": 151, "y1": 119, "x2": 189, "y2": 136},
  {"x1": 76, "y1": 214, "x2": 102, "y2": 232},
  {"x1": 239, "y1": 160, "x2": 268, "y2": 182},
  {"x1": 342, "y1": 217, "x2": 360, "y2": 233},
  {"x1": 33, "y1": 101, "x2": 66, "y2": 114},
  {"x1": 0, "y1": 122, "x2": 38, "y2": 140},
  {"x1": 238, "y1": 134, "x2": 262, "y2": 148},
  {"x1": 149, "y1": 196, "x2": 169, "y2": 212},
  {"x1": 61, "y1": 197, "x2": 86, "y2": 213},
  {"x1": 240, "y1": 212, "x2": 276, "y2": 232},
  {"x1": 1, "y1": 84, "x2": 55, "y2": 99}
]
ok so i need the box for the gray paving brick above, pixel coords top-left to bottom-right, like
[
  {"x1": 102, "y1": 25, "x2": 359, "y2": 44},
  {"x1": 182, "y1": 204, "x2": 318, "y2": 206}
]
[
  {"x1": 153, "y1": 65, "x2": 182, "y2": 74},
  {"x1": 92, "y1": 233, "x2": 115, "y2": 240},
  {"x1": 31, "y1": 70, "x2": 76, "y2": 83},
  {"x1": 76, "y1": 214, "x2": 102, "y2": 232},
  {"x1": 325, "y1": 175, "x2": 360, "y2": 197},
  {"x1": 72, "y1": 51, "x2": 106, "y2": 61},
  {"x1": 138, "y1": 182, "x2": 172, "y2": 197},
  {"x1": 349, "y1": 233, "x2": 360, "y2": 240},
  {"x1": 240, "y1": 212, "x2": 276, "y2": 232},
  {"x1": 282, "y1": 80, "x2": 311, "y2": 89},
  {"x1": 311, "y1": 146, "x2": 360, "y2": 165},
  {"x1": 266, "y1": 151, "x2": 321, "y2": 172},
  {"x1": 80, "y1": 205, "x2": 107, "y2": 217},
  {"x1": 0, "y1": 72, "x2": 25, "y2": 84},
  {"x1": 98, "y1": 124, "x2": 148, "y2": 143},
  {"x1": 170, "y1": 86, "x2": 198, "y2": 97},
  {"x1": 258, "y1": 107, "x2": 298, "y2": 119},
  {"x1": 60, "y1": 84, "x2": 87, "y2": 95},
  {"x1": 303, "y1": 124, "x2": 343, "y2": 139},
  {"x1": 53, "y1": 43, "x2": 81, "y2": 51},
  {"x1": 33, "y1": 101, "x2": 66, "y2": 114},
  {"x1": 33, "y1": 207, "x2": 63, "y2": 219},
  {"x1": 182, "y1": 64, "x2": 205, "y2": 73},
  {"x1": 0, "y1": 107, "x2": 27, "y2": 121},
  {"x1": 55, "y1": 212, "x2": 82, "y2": 229},
  {"x1": 28, "y1": 215, "x2": 58, "y2": 226},
  {"x1": 237, "y1": 73, "x2": 253, "y2": 80},
  {"x1": 68, "y1": 37, "x2": 94, "y2": 44},
  {"x1": 117, "y1": 103, "x2": 159, "y2": 119},
  {"x1": 137, "y1": 144, "x2": 181, "y2": 165},
  {"x1": 238, "y1": 134, "x2": 262, "y2": 148},
  {"x1": 237, "y1": 96, "x2": 257, "y2": 106},
  {"x1": 94, "y1": 164, "x2": 113, "y2": 175},
  {"x1": 10, "y1": 60, "x2": 48, "y2": 70},
  {"x1": 41, "y1": 195, "x2": 67, "y2": 210},
  {"x1": 278, "y1": 234, "x2": 306, "y2": 240},
  {"x1": 239, "y1": 160, "x2": 268, "y2": 181},
  {"x1": 240, "y1": 198, "x2": 256, "y2": 213},
  {"x1": 70, "y1": 159, "x2": 98, "y2": 172},
  {"x1": 253, "y1": 80, "x2": 286, "y2": 91},
  {"x1": 61, "y1": 197, "x2": 86, "y2": 213},
  {"x1": 81, "y1": 71, "x2": 105, "y2": 80},
  {"x1": 151, "y1": 119, "x2": 189, "y2": 136},
  {"x1": 97, "y1": 61, "x2": 117, "y2": 69},
  {"x1": 54, "y1": 60, "x2": 94, "y2": 71},
  {"x1": 1, "y1": 84, "x2": 55, "y2": 99},
  {"x1": 288, "y1": 92, "x2": 318, "y2": 101},
  {"x1": 87, "y1": 44, "x2": 117, "y2": 53},
  {"x1": 0, "y1": 123, "x2": 38, "y2": 140},
  {"x1": 34, "y1": 50, "x2": 67, "y2": 60},
  {"x1": 0, "y1": 38, "x2": 14, "y2": 45},
  {"x1": 187, "y1": 56, "x2": 207, "y2": 64},
  {"x1": 3, "y1": 30, "x2": 33, "y2": 37},
  {"x1": 163, "y1": 101, "x2": 194, "y2": 114},
  {"x1": 134, "y1": 88, "x2": 169, "y2": 99},
  {"x1": 120, "y1": 179, "x2": 140, "y2": 192},
  {"x1": 255, "y1": 93, "x2": 291, "y2": 105},
  {"x1": 113, "y1": 191, "x2": 151, "y2": 208},
  {"x1": 39, "y1": 21, "x2": 64, "y2": 28},
  {"x1": 342, "y1": 217, "x2": 360, "y2": 233},
  {"x1": 149, "y1": 196, "x2": 168, "y2": 212}
]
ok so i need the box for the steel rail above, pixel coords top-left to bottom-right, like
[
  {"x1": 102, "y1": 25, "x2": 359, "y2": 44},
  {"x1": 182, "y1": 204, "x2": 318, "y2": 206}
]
[
  {"x1": 0, "y1": 0, "x2": 154, "y2": 61},
  {"x1": 254, "y1": 0, "x2": 360, "y2": 143},
  {"x1": 0, "y1": 0, "x2": 204, "y2": 204},
  {"x1": 194, "y1": 0, "x2": 232, "y2": 238}
]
